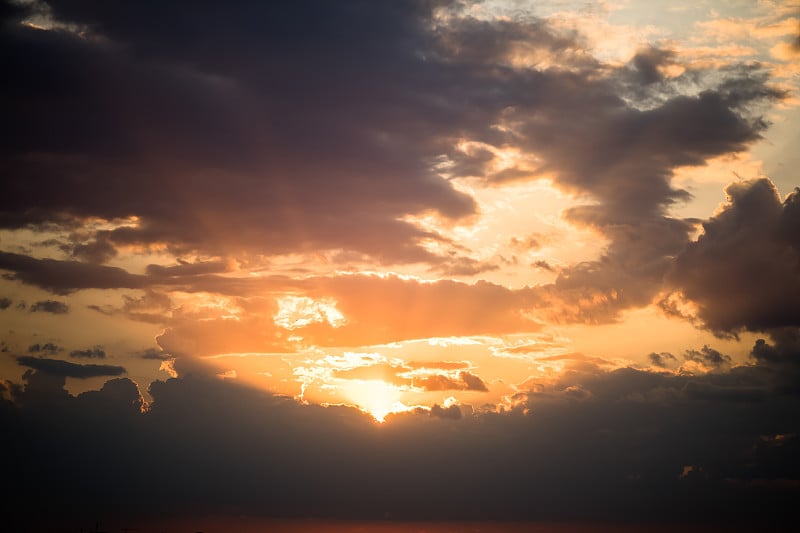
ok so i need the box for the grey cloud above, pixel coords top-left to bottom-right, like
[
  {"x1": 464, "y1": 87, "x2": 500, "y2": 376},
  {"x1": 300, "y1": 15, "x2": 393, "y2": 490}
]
[
  {"x1": 414, "y1": 370, "x2": 488, "y2": 392},
  {"x1": 28, "y1": 342, "x2": 62, "y2": 354},
  {"x1": 146, "y1": 260, "x2": 231, "y2": 278},
  {"x1": 684, "y1": 345, "x2": 731, "y2": 368},
  {"x1": 68, "y1": 234, "x2": 117, "y2": 264},
  {"x1": 69, "y1": 346, "x2": 106, "y2": 359},
  {"x1": 121, "y1": 290, "x2": 172, "y2": 324},
  {"x1": 138, "y1": 348, "x2": 171, "y2": 360},
  {"x1": 85, "y1": 290, "x2": 174, "y2": 324},
  {"x1": 0, "y1": 248, "x2": 296, "y2": 297},
  {"x1": 86, "y1": 304, "x2": 113, "y2": 316},
  {"x1": 0, "y1": 251, "x2": 147, "y2": 294},
  {"x1": 29, "y1": 300, "x2": 69, "y2": 314},
  {"x1": 429, "y1": 403, "x2": 462, "y2": 420},
  {"x1": 16, "y1": 356, "x2": 125, "y2": 378},
  {"x1": 683, "y1": 381, "x2": 766, "y2": 403},
  {"x1": 497, "y1": 57, "x2": 779, "y2": 322},
  {"x1": 1, "y1": 1, "x2": 781, "y2": 279},
  {"x1": 430, "y1": 256, "x2": 501, "y2": 276},
  {"x1": 750, "y1": 328, "x2": 800, "y2": 395},
  {"x1": 458, "y1": 370, "x2": 489, "y2": 391},
  {"x1": 0, "y1": 249, "x2": 542, "y2": 349},
  {"x1": 670, "y1": 179, "x2": 800, "y2": 334},
  {"x1": 629, "y1": 47, "x2": 675, "y2": 85},
  {"x1": 648, "y1": 352, "x2": 677, "y2": 368},
  {"x1": 0, "y1": 0, "x2": 478, "y2": 264}
]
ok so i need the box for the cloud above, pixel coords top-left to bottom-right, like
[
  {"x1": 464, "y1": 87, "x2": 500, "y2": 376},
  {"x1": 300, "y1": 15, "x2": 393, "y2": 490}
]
[
  {"x1": 146, "y1": 260, "x2": 232, "y2": 278},
  {"x1": 429, "y1": 402, "x2": 462, "y2": 420},
  {"x1": 333, "y1": 363, "x2": 408, "y2": 386},
  {"x1": 407, "y1": 361, "x2": 470, "y2": 371},
  {"x1": 16, "y1": 356, "x2": 125, "y2": 378},
  {"x1": 750, "y1": 327, "x2": 800, "y2": 395},
  {"x1": 683, "y1": 345, "x2": 731, "y2": 368},
  {"x1": 669, "y1": 179, "x2": 800, "y2": 334},
  {"x1": 0, "y1": 0, "x2": 481, "y2": 264},
  {"x1": 28, "y1": 342, "x2": 62, "y2": 354},
  {"x1": 332, "y1": 361, "x2": 489, "y2": 392},
  {"x1": 295, "y1": 275, "x2": 539, "y2": 346},
  {"x1": 0, "y1": 251, "x2": 543, "y2": 354},
  {"x1": 0, "y1": 0, "x2": 783, "y2": 279},
  {"x1": 121, "y1": 290, "x2": 173, "y2": 324},
  {"x1": 68, "y1": 234, "x2": 118, "y2": 264},
  {"x1": 0, "y1": 251, "x2": 147, "y2": 295},
  {"x1": 648, "y1": 351, "x2": 677, "y2": 368},
  {"x1": 138, "y1": 348, "x2": 171, "y2": 360},
  {"x1": 69, "y1": 346, "x2": 106, "y2": 359},
  {"x1": 157, "y1": 320, "x2": 290, "y2": 358},
  {"x1": 414, "y1": 370, "x2": 489, "y2": 392},
  {"x1": 29, "y1": 300, "x2": 69, "y2": 314},
  {"x1": 0, "y1": 4, "x2": 796, "y2": 527},
  {"x1": 2, "y1": 354, "x2": 799, "y2": 528}
]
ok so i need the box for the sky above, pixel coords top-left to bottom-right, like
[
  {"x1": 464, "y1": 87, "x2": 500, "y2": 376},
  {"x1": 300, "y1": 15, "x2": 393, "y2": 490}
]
[{"x1": 1, "y1": 0, "x2": 799, "y2": 530}]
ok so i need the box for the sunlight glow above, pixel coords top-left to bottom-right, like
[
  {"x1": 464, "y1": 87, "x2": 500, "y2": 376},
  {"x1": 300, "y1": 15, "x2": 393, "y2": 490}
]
[
  {"x1": 341, "y1": 379, "x2": 412, "y2": 422},
  {"x1": 274, "y1": 296, "x2": 346, "y2": 329}
]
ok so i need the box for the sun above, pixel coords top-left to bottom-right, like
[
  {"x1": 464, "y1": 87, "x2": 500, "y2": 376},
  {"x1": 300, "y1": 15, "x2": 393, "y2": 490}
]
[{"x1": 342, "y1": 380, "x2": 412, "y2": 423}]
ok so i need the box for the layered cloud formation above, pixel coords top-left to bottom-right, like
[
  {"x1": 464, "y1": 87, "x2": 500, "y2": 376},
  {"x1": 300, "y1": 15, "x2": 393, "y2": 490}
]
[{"x1": 1, "y1": 0, "x2": 799, "y2": 529}]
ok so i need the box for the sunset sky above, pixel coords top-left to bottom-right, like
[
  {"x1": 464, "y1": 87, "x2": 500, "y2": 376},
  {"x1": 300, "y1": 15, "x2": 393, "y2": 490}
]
[{"x1": 2, "y1": 0, "x2": 800, "y2": 530}]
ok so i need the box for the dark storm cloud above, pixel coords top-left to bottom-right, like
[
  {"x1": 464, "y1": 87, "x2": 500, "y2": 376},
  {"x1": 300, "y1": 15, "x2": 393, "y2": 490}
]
[
  {"x1": 0, "y1": 0, "x2": 478, "y2": 264},
  {"x1": 16, "y1": 356, "x2": 125, "y2": 378},
  {"x1": 1, "y1": 0, "x2": 781, "y2": 279},
  {"x1": 2, "y1": 354, "x2": 799, "y2": 529},
  {"x1": 670, "y1": 179, "x2": 800, "y2": 335},
  {"x1": 28, "y1": 299, "x2": 69, "y2": 314},
  {"x1": 69, "y1": 346, "x2": 106, "y2": 359}
]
